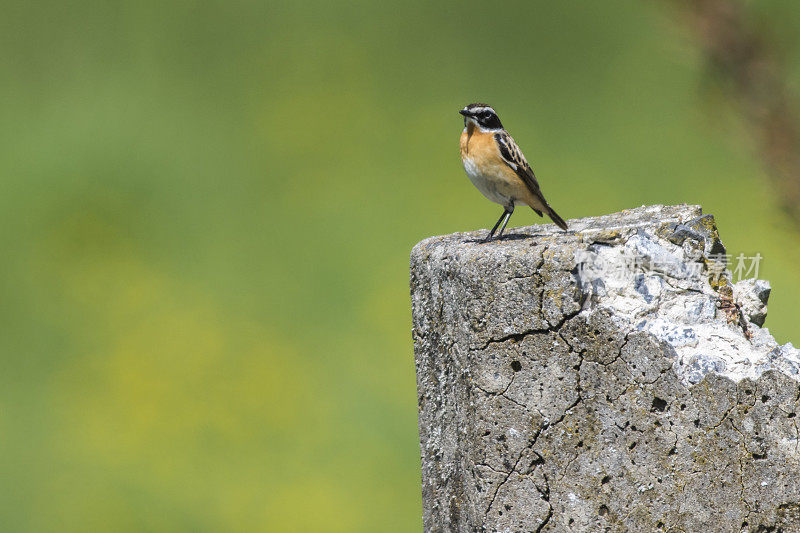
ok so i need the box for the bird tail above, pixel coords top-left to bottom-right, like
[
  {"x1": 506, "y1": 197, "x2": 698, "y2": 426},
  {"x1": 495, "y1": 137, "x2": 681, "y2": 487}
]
[{"x1": 545, "y1": 206, "x2": 568, "y2": 230}]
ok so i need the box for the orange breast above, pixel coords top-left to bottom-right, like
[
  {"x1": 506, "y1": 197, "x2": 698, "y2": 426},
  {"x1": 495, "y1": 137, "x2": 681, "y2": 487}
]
[
  {"x1": 461, "y1": 125, "x2": 492, "y2": 158},
  {"x1": 461, "y1": 126, "x2": 506, "y2": 175}
]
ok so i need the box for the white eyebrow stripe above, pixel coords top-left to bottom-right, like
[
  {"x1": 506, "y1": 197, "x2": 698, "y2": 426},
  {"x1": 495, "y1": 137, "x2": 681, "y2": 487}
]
[{"x1": 468, "y1": 105, "x2": 495, "y2": 114}]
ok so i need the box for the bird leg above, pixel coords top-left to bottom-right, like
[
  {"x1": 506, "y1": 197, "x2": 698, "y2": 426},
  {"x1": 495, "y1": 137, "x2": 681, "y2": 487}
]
[
  {"x1": 484, "y1": 207, "x2": 513, "y2": 242},
  {"x1": 497, "y1": 208, "x2": 513, "y2": 238}
]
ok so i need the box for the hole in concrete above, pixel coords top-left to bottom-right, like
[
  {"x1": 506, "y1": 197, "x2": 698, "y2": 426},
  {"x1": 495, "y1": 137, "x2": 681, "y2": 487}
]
[
  {"x1": 598, "y1": 504, "x2": 609, "y2": 516},
  {"x1": 790, "y1": 413, "x2": 796, "y2": 419},
  {"x1": 510, "y1": 360, "x2": 522, "y2": 372},
  {"x1": 693, "y1": 419, "x2": 700, "y2": 428},
  {"x1": 568, "y1": 518, "x2": 574, "y2": 525},
  {"x1": 504, "y1": 504, "x2": 512, "y2": 511},
  {"x1": 577, "y1": 440, "x2": 584, "y2": 448},
  {"x1": 651, "y1": 397, "x2": 668, "y2": 412},
  {"x1": 668, "y1": 447, "x2": 677, "y2": 456},
  {"x1": 656, "y1": 521, "x2": 664, "y2": 529},
  {"x1": 752, "y1": 452, "x2": 767, "y2": 460},
  {"x1": 680, "y1": 403, "x2": 686, "y2": 411},
  {"x1": 601, "y1": 475, "x2": 610, "y2": 485},
  {"x1": 761, "y1": 394, "x2": 770, "y2": 403},
  {"x1": 629, "y1": 441, "x2": 637, "y2": 450}
]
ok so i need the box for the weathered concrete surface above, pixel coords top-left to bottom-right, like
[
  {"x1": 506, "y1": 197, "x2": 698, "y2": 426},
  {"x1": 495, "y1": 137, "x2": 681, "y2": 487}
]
[{"x1": 411, "y1": 205, "x2": 800, "y2": 532}]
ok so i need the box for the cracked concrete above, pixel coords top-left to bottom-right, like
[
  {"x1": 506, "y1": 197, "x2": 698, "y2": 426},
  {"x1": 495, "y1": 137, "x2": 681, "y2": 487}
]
[{"x1": 411, "y1": 205, "x2": 800, "y2": 532}]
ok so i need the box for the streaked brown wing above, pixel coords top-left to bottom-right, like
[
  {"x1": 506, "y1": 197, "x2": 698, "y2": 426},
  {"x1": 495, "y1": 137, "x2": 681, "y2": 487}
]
[{"x1": 494, "y1": 131, "x2": 542, "y2": 196}]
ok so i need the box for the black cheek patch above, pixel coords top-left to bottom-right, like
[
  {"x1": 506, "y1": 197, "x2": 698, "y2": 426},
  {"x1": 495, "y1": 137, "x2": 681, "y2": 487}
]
[{"x1": 484, "y1": 115, "x2": 503, "y2": 129}]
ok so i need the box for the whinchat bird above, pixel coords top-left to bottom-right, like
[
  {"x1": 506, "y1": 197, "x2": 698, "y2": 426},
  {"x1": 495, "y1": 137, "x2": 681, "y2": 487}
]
[{"x1": 459, "y1": 103, "x2": 568, "y2": 241}]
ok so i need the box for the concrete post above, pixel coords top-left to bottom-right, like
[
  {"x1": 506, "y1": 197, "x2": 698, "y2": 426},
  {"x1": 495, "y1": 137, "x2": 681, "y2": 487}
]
[{"x1": 411, "y1": 205, "x2": 800, "y2": 532}]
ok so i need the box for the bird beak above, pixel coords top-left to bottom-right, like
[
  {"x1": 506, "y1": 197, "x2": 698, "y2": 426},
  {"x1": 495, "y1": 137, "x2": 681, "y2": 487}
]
[{"x1": 459, "y1": 109, "x2": 470, "y2": 117}]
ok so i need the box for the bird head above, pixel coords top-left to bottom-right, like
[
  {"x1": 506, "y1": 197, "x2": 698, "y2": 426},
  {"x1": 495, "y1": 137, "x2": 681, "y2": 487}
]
[{"x1": 459, "y1": 103, "x2": 503, "y2": 131}]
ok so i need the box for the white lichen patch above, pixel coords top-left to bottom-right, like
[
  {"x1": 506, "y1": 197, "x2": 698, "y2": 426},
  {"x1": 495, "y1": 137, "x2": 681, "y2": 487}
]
[{"x1": 575, "y1": 229, "x2": 799, "y2": 385}]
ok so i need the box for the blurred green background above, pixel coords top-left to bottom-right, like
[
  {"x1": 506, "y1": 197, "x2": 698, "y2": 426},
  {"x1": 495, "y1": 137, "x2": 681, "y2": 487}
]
[{"x1": 1, "y1": 0, "x2": 799, "y2": 530}]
